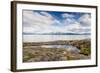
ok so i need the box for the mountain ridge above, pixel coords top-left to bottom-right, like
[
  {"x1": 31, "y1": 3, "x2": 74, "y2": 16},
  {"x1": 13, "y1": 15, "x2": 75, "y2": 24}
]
[{"x1": 23, "y1": 32, "x2": 91, "y2": 35}]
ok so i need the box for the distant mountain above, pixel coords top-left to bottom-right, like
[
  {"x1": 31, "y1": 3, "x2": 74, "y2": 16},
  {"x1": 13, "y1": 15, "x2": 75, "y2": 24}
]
[{"x1": 23, "y1": 32, "x2": 91, "y2": 35}]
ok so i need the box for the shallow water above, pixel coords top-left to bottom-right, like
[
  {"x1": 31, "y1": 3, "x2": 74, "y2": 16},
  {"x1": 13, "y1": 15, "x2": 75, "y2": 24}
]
[
  {"x1": 23, "y1": 35, "x2": 90, "y2": 42},
  {"x1": 41, "y1": 45, "x2": 80, "y2": 53}
]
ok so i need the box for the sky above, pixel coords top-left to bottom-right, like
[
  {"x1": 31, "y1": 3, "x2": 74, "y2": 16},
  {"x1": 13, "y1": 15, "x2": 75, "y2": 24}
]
[{"x1": 23, "y1": 10, "x2": 91, "y2": 34}]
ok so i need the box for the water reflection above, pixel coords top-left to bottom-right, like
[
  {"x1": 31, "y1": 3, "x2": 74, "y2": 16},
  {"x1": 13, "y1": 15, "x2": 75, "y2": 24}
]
[{"x1": 41, "y1": 45, "x2": 80, "y2": 54}]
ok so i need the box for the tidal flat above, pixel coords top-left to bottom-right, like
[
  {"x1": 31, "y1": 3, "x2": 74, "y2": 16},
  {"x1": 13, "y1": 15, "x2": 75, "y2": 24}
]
[{"x1": 23, "y1": 39, "x2": 91, "y2": 62}]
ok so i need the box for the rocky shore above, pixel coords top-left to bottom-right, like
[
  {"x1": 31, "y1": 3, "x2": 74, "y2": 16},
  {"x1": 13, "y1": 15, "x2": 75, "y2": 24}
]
[{"x1": 23, "y1": 39, "x2": 91, "y2": 62}]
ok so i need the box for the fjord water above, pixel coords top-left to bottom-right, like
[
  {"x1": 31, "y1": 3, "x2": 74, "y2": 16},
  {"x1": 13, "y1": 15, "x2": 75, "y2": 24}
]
[{"x1": 23, "y1": 34, "x2": 90, "y2": 42}]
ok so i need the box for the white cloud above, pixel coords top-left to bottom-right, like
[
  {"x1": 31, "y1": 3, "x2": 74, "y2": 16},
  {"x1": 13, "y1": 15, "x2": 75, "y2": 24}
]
[
  {"x1": 62, "y1": 13, "x2": 74, "y2": 18},
  {"x1": 23, "y1": 10, "x2": 54, "y2": 27},
  {"x1": 78, "y1": 14, "x2": 91, "y2": 26},
  {"x1": 61, "y1": 13, "x2": 91, "y2": 34},
  {"x1": 23, "y1": 10, "x2": 91, "y2": 34},
  {"x1": 40, "y1": 11, "x2": 54, "y2": 19},
  {"x1": 23, "y1": 11, "x2": 54, "y2": 33}
]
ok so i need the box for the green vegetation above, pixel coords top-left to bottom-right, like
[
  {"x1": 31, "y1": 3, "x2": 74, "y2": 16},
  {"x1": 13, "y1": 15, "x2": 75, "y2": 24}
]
[
  {"x1": 80, "y1": 48, "x2": 91, "y2": 56},
  {"x1": 23, "y1": 53, "x2": 34, "y2": 62},
  {"x1": 67, "y1": 56, "x2": 79, "y2": 60}
]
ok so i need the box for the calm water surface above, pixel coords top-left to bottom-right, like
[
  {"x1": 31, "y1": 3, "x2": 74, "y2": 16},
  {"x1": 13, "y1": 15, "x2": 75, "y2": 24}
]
[{"x1": 23, "y1": 35, "x2": 90, "y2": 42}]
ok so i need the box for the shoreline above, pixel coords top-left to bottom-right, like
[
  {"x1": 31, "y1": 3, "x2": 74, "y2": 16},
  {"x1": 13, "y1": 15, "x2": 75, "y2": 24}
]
[{"x1": 23, "y1": 39, "x2": 91, "y2": 48}]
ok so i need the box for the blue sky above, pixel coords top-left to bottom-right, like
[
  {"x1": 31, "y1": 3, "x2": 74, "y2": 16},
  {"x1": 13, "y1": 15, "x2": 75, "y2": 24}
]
[{"x1": 23, "y1": 10, "x2": 91, "y2": 34}]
